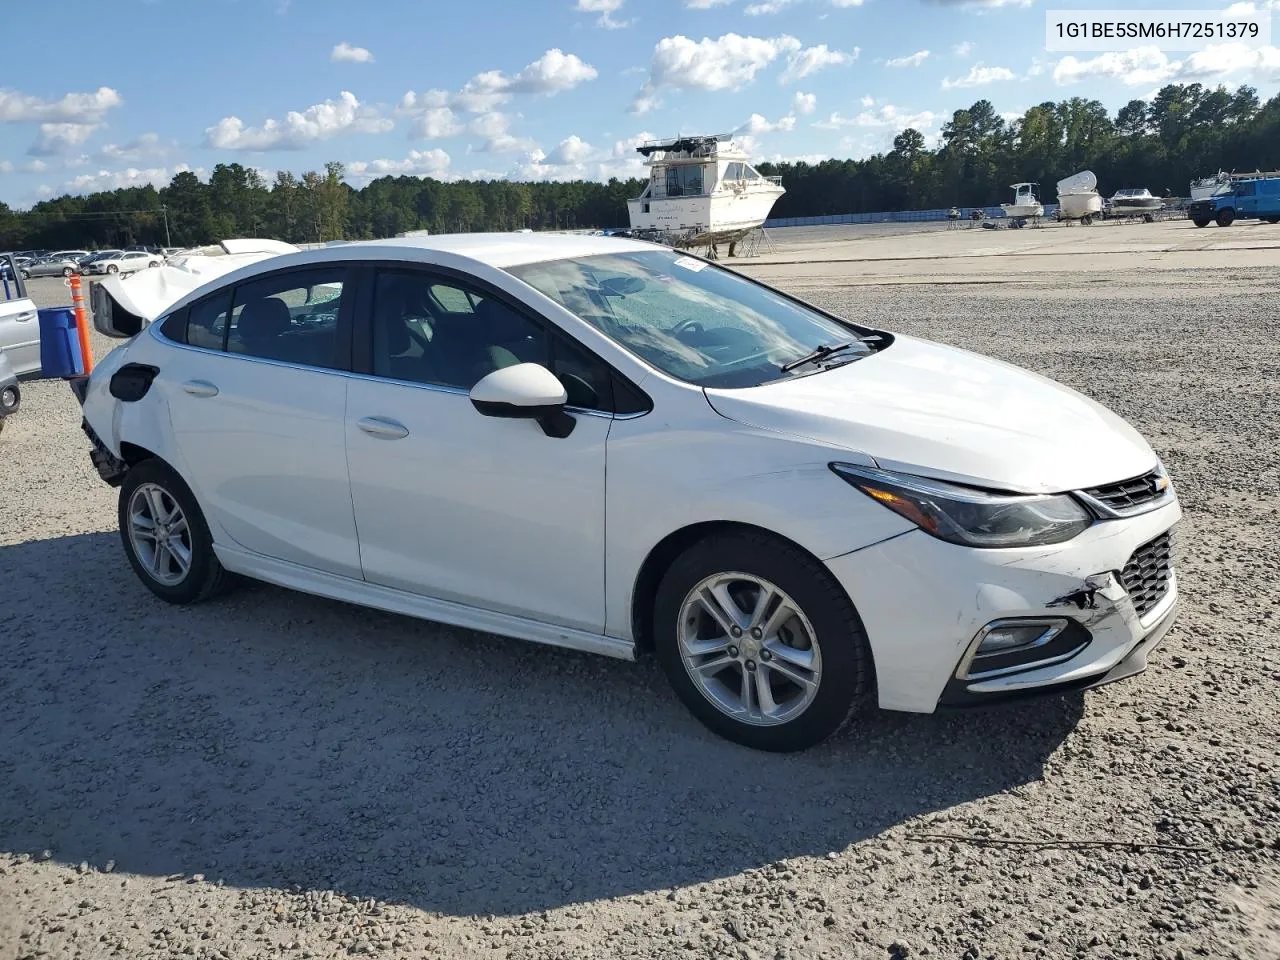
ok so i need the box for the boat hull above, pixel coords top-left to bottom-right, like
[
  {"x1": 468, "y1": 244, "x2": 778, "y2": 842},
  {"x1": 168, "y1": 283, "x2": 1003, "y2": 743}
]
[
  {"x1": 1058, "y1": 193, "x2": 1103, "y2": 219},
  {"x1": 627, "y1": 185, "x2": 784, "y2": 242},
  {"x1": 1001, "y1": 203, "x2": 1044, "y2": 218},
  {"x1": 1111, "y1": 199, "x2": 1164, "y2": 213}
]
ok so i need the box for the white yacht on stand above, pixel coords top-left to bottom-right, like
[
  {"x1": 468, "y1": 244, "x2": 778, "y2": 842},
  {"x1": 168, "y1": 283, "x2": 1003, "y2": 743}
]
[
  {"x1": 1055, "y1": 170, "x2": 1103, "y2": 223},
  {"x1": 1109, "y1": 188, "x2": 1164, "y2": 214},
  {"x1": 627, "y1": 134, "x2": 785, "y2": 254}
]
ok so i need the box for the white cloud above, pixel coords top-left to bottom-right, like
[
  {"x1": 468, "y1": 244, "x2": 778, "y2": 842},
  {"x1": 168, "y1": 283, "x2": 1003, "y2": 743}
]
[
  {"x1": 547, "y1": 135, "x2": 594, "y2": 164},
  {"x1": 792, "y1": 91, "x2": 817, "y2": 114},
  {"x1": 410, "y1": 107, "x2": 463, "y2": 139},
  {"x1": 815, "y1": 103, "x2": 936, "y2": 130},
  {"x1": 861, "y1": 94, "x2": 875, "y2": 106},
  {"x1": 451, "y1": 49, "x2": 599, "y2": 112},
  {"x1": 1052, "y1": 47, "x2": 1173, "y2": 86},
  {"x1": 830, "y1": 0, "x2": 865, "y2": 5},
  {"x1": 25, "y1": 159, "x2": 47, "y2": 173},
  {"x1": 745, "y1": 0, "x2": 796, "y2": 14},
  {"x1": 630, "y1": 88, "x2": 664, "y2": 114},
  {"x1": 98, "y1": 132, "x2": 173, "y2": 163},
  {"x1": 331, "y1": 42, "x2": 374, "y2": 63},
  {"x1": 953, "y1": 41, "x2": 975, "y2": 56},
  {"x1": 29, "y1": 123, "x2": 99, "y2": 156},
  {"x1": 886, "y1": 49, "x2": 930, "y2": 68},
  {"x1": 205, "y1": 91, "x2": 393, "y2": 150},
  {"x1": 64, "y1": 163, "x2": 199, "y2": 195},
  {"x1": 575, "y1": 0, "x2": 632, "y2": 28},
  {"x1": 0, "y1": 160, "x2": 12, "y2": 174},
  {"x1": 941, "y1": 62, "x2": 1016, "y2": 88},
  {"x1": 650, "y1": 33, "x2": 802, "y2": 90},
  {"x1": 0, "y1": 86, "x2": 123, "y2": 124},
  {"x1": 345, "y1": 149, "x2": 451, "y2": 184},
  {"x1": 780, "y1": 43, "x2": 858, "y2": 83},
  {"x1": 738, "y1": 112, "x2": 797, "y2": 134},
  {"x1": 683, "y1": 0, "x2": 734, "y2": 6},
  {"x1": 469, "y1": 112, "x2": 539, "y2": 153},
  {"x1": 924, "y1": 0, "x2": 1031, "y2": 7},
  {"x1": 1224, "y1": 1, "x2": 1280, "y2": 13},
  {"x1": 611, "y1": 130, "x2": 656, "y2": 157}
]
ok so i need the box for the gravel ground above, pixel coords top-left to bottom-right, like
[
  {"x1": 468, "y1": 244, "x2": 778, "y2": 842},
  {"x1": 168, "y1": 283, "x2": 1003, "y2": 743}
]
[{"x1": 1, "y1": 272, "x2": 1278, "y2": 960}]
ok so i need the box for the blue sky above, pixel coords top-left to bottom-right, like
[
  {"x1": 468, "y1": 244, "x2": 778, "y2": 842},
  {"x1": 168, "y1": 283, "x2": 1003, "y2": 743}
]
[{"x1": 1, "y1": 0, "x2": 1277, "y2": 206}]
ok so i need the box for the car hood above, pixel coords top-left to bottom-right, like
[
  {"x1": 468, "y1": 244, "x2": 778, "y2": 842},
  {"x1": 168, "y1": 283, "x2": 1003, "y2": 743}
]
[{"x1": 703, "y1": 334, "x2": 1157, "y2": 493}]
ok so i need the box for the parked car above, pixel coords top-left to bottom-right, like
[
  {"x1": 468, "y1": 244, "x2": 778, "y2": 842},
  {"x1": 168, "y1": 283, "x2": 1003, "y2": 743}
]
[
  {"x1": 87, "y1": 251, "x2": 165, "y2": 275},
  {"x1": 1187, "y1": 174, "x2": 1280, "y2": 227},
  {"x1": 0, "y1": 256, "x2": 33, "y2": 279},
  {"x1": 0, "y1": 261, "x2": 39, "y2": 377},
  {"x1": 21, "y1": 255, "x2": 84, "y2": 278},
  {"x1": 74, "y1": 234, "x2": 1181, "y2": 751}
]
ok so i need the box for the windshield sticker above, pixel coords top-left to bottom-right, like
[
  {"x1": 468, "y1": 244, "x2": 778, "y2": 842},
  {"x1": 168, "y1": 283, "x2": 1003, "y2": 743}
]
[{"x1": 672, "y1": 256, "x2": 707, "y2": 272}]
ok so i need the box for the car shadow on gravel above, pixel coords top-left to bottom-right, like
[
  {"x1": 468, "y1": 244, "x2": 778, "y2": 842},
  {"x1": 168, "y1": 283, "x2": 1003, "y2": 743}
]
[{"x1": 0, "y1": 532, "x2": 1084, "y2": 917}]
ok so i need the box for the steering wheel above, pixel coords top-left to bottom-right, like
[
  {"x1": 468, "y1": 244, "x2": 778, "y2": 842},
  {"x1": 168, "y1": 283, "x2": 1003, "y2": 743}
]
[{"x1": 672, "y1": 318, "x2": 704, "y2": 337}]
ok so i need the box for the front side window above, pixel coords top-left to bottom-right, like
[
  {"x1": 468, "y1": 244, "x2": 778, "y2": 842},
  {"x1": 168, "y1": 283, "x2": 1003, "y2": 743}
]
[
  {"x1": 1236, "y1": 182, "x2": 1256, "y2": 197},
  {"x1": 225, "y1": 268, "x2": 346, "y2": 369},
  {"x1": 507, "y1": 250, "x2": 877, "y2": 389},
  {"x1": 370, "y1": 270, "x2": 546, "y2": 391}
]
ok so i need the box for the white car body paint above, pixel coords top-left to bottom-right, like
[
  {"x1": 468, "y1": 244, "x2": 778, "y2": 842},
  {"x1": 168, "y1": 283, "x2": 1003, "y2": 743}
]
[
  {"x1": 78, "y1": 233, "x2": 1181, "y2": 718},
  {"x1": 0, "y1": 294, "x2": 40, "y2": 376}
]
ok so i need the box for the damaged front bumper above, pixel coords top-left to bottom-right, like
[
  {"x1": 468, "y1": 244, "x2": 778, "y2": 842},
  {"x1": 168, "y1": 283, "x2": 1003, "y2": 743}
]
[{"x1": 825, "y1": 497, "x2": 1182, "y2": 713}]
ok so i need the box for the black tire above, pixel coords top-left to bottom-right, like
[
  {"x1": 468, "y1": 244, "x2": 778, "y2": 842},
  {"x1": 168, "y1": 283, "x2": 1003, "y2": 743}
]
[
  {"x1": 106, "y1": 263, "x2": 119, "y2": 274},
  {"x1": 1216, "y1": 208, "x2": 1236, "y2": 227},
  {"x1": 653, "y1": 530, "x2": 875, "y2": 752},
  {"x1": 0, "y1": 383, "x2": 19, "y2": 416},
  {"x1": 118, "y1": 459, "x2": 229, "y2": 604},
  {"x1": 1082, "y1": 215, "x2": 1093, "y2": 226},
  {"x1": 19, "y1": 269, "x2": 29, "y2": 280},
  {"x1": 62, "y1": 266, "x2": 74, "y2": 277},
  {"x1": 1264, "y1": 217, "x2": 1279, "y2": 224},
  {"x1": 1192, "y1": 218, "x2": 1211, "y2": 228}
]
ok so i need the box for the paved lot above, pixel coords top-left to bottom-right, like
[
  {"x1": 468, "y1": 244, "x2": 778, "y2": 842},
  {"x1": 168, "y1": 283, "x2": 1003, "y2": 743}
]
[{"x1": 1, "y1": 233, "x2": 1278, "y2": 960}]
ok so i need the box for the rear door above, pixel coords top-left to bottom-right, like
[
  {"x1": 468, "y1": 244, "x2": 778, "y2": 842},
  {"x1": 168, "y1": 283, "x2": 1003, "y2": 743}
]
[{"x1": 156, "y1": 264, "x2": 363, "y2": 578}]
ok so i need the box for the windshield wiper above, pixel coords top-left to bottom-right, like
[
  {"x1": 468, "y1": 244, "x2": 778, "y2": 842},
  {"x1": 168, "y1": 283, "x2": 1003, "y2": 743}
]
[{"x1": 780, "y1": 339, "x2": 870, "y2": 373}]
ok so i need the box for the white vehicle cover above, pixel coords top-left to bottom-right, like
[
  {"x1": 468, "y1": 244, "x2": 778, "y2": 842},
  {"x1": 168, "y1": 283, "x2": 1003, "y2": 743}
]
[
  {"x1": 1057, "y1": 170, "x2": 1098, "y2": 195},
  {"x1": 91, "y1": 238, "x2": 299, "y2": 337}
]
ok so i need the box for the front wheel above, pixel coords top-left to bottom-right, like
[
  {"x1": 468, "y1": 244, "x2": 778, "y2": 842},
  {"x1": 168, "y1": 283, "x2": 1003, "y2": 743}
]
[
  {"x1": 19, "y1": 269, "x2": 29, "y2": 280},
  {"x1": 1193, "y1": 218, "x2": 1211, "y2": 228},
  {"x1": 106, "y1": 264, "x2": 119, "y2": 274},
  {"x1": 62, "y1": 266, "x2": 74, "y2": 277},
  {"x1": 118, "y1": 459, "x2": 229, "y2": 604},
  {"x1": 654, "y1": 531, "x2": 875, "y2": 752},
  {"x1": 1216, "y1": 208, "x2": 1236, "y2": 227}
]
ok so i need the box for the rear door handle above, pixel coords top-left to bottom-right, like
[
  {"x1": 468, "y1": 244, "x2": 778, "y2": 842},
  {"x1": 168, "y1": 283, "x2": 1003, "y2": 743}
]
[
  {"x1": 182, "y1": 380, "x2": 219, "y2": 398},
  {"x1": 357, "y1": 416, "x2": 409, "y2": 440}
]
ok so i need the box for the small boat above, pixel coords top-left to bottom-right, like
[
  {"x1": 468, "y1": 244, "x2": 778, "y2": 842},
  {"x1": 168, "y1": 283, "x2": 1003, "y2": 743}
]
[
  {"x1": 1056, "y1": 170, "x2": 1103, "y2": 223},
  {"x1": 627, "y1": 134, "x2": 785, "y2": 253},
  {"x1": 1190, "y1": 172, "x2": 1231, "y2": 201},
  {"x1": 1000, "y1": 182, "x2": 1044, "y2": 219},
  {"x1": 1109, "y1": 188, "x2": 1164, "y2": 213}
]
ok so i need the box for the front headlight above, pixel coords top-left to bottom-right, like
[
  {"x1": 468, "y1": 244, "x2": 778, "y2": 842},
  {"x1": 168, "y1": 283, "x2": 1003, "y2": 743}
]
[{"x1": 830, "y1": 463, "x2": 1092, "y2": 548}]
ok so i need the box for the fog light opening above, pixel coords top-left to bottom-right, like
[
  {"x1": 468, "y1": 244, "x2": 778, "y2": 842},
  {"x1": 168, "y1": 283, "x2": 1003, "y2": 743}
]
[{"x1": 957, "y1": 617, "x2": 1086, "y2": 681}]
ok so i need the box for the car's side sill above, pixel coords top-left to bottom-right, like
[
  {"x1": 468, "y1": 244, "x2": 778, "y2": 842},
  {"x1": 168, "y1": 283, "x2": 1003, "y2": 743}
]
[{"x1": 214, "y1": 544, "x2": 637, "y2": 662}]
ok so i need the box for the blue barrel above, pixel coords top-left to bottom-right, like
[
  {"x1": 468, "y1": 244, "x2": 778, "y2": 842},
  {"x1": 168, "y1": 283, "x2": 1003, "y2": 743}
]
[{"x1": 38, "y1": 307, "x2": 84, "y2": 379}]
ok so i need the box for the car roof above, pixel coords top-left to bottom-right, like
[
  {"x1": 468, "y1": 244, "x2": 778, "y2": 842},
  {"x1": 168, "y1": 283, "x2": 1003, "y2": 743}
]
[{"x1": 343, "y1": 232, "x2": 660, "y2": 268}]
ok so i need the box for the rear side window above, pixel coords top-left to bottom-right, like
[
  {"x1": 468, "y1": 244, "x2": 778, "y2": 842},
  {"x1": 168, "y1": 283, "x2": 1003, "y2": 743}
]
[{"x1": 186, "y1": 292, "x2": 232, "y2": 350}]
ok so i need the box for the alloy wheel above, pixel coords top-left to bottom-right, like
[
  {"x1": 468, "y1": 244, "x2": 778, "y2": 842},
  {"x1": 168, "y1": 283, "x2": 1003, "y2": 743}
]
[
  {"x1": 677, "y1": 572, "x2": 822, "y2": 727},
  {"x1": 127, "y1": 482, "x2": 193, "y2": 586}
]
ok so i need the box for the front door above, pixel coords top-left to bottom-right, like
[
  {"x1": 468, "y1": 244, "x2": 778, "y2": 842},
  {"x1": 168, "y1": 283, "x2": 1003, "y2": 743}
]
[
  {"x1": 156, "y1": 265, "x2": 362, "y2": 579},
  {"x1": 344, "y1": 267, "x2": 611, "y2": 632}
]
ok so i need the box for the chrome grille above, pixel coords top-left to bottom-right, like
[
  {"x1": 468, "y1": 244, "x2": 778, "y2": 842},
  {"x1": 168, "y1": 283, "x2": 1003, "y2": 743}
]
[
  {"x1": 1082, "y1": 469, "x2": 1168, "y2": 515},
  {"x1": 1120, "y1": 532, "x2": 1174, "y2": 619}
]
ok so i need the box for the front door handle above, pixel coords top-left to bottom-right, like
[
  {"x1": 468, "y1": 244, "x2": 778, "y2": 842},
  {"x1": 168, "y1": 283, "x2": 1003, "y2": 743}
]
[
  {"x1": 15, "y1": 311, "x2": 35, "y2": 322},
  {"x1": 357, "y1": 416, "x2": 409, "y2": 440},
  {"x1": 182, "y1": 380, "x2": 219, "y2": 398}
]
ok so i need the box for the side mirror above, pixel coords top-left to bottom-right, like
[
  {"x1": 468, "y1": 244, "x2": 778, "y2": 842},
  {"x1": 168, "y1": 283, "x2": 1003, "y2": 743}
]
[{"x1": 469, "y1": 363, "x2": 576, "y2": 438}]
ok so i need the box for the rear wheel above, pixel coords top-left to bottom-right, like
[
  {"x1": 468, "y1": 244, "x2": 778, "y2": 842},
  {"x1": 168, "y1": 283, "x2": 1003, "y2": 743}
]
[
  {"x1": 19, "y1": 269, "x2": 29, "y2": 280},
  {"x1": 1216, "y1": 208, "x2": 1236, "y2": 227},
  {"x1": 118, "y1": 459, "x2": 229, "y2": 604},
  {"x1": 654, "y1": 531, "x2": 875, "y2": 752},
  {"x1": 0, "y1": 383, "x2": 19, "y2": 416}
]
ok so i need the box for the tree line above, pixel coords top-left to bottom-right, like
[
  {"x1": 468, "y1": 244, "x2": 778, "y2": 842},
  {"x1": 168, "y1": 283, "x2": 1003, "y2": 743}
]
[{"x1": 2, "y1": 82, "x2": 1276, "y2": 251}]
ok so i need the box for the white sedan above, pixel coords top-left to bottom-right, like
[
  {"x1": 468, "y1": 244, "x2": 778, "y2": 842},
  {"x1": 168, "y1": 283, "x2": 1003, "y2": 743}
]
[
  {"x1": 88, "y1": 250, "x2": 164, "y2": 275},
  {"x1": 74, "y1": 234, "x2": 1180, "y2": 751}
]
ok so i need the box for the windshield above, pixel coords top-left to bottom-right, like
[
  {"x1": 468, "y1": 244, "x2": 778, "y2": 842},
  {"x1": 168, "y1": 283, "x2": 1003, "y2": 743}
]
[{"x1": 507, "y1": 249, "x2": 877, "y2": 388}]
